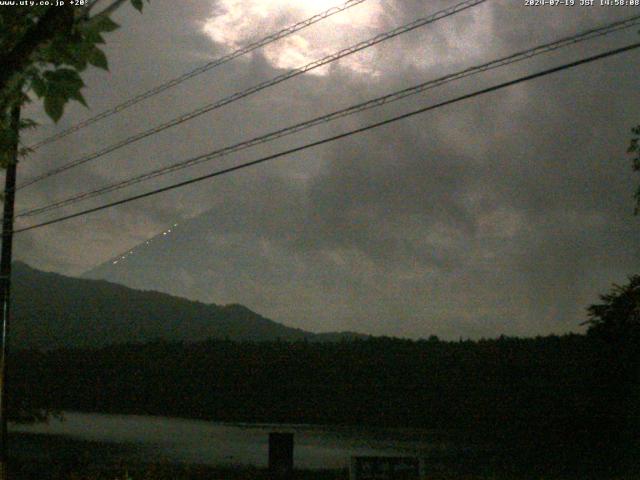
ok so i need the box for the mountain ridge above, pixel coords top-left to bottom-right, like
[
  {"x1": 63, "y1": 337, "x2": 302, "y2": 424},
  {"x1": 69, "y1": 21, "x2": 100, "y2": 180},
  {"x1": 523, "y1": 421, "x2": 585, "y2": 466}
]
[{"x1": 10, "y1": 261, "x2": 368, "y2": 350}]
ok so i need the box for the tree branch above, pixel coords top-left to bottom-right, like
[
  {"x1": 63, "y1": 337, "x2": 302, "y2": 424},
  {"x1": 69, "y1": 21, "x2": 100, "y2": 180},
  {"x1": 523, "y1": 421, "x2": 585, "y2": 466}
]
[
  {"x1": 0, "y1": 6, "x2": 74, "y2": 96},
  {"x1": 76, "y1": 0, "x2": 108, "y2": 21},
  {"x1": 93, "y1": 0, "x2": 129, "y2": 19}
]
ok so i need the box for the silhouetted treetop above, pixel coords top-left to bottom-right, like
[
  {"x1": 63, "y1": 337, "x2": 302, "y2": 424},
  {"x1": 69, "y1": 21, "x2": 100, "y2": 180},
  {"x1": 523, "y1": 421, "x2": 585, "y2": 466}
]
[{"x1": 585, "y1": 275, "x2": 640, "y2": 342}]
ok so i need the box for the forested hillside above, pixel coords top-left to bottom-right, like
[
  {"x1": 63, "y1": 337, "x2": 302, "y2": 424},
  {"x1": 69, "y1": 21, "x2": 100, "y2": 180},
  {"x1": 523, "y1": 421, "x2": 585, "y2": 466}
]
[
  {"x1": 10, "y1": 262, "x2": 364, "y2": 349},
  {"x1": 10, "y1": 334, "x2": 639, "y2": 475}
]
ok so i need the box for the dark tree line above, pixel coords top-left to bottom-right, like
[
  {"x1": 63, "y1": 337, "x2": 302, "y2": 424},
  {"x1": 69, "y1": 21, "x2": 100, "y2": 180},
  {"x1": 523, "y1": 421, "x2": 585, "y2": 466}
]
[
  {"x1": 6, "y1": 334, "x2": 636, "y2": 475},
  {"x1": 6, "y1": 276, "x2": 639, "y2": 476}
]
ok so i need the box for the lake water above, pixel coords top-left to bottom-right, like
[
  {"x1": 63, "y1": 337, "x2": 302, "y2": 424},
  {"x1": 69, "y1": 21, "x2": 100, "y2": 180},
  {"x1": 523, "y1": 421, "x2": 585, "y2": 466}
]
[{"x1": 10, "y1": 412, "x2": 444, "y2": 469}]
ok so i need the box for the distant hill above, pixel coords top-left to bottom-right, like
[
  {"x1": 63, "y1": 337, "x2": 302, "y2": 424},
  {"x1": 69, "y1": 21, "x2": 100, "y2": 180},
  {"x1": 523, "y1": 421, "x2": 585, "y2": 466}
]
[{"x1": 10, "y1": 262, "x2": 367, "y2": 350}]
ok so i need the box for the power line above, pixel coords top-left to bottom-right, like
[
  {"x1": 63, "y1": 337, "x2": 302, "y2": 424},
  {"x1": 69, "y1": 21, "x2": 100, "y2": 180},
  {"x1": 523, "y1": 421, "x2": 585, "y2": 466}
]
[
  {"x1": 83, "y1": 0, "x2": 103, "y2": 13},
  {"x1": 17, "y1": 0, "x2": 487, "y2": 191},
  {"x1": 14, "y1": 40, "x2": 640, "y2": 235},
  {"x1": 16, "y1": 14, "x2": 640, "y2": 219},
  {"x1": 27, "y1": 0, "x2": 369, "y2": 151}
]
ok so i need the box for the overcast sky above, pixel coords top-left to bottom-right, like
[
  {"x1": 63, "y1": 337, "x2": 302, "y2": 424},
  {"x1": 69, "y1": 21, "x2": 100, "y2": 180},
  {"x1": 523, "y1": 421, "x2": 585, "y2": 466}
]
[{"x1": 12, "y1": 0, "x2": 640, "y2": 339}]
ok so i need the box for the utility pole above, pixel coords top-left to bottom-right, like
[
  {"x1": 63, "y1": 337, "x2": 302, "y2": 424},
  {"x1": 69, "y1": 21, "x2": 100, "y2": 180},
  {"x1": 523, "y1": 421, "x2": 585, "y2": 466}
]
[{"x1": 0, "y1": 103, "x2": 21, "y2": 480}]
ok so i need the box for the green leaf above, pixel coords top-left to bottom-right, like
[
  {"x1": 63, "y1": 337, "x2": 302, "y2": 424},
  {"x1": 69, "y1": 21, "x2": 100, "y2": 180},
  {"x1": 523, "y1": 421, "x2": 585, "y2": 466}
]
[
  {"x1": 87, "y1": 48, "x2": 108, "y2": 70},
  {"x1": 0, "y1": 127, "x2": 16, "y2": 148},
  {"x1": 59, "y1": 42, "x2": 91, "y2": 71},
  {"x1": 89, "y1": 15, "x2": 120, "y2": 34},
  {"x1": 82, "y1": 28, "x2": 105, "y2": 45},
  {"x1": 30, "y1": 74, "x2": 47, "y2": 98},
  {"x1": 44, "y1": 68, "x2": 85, "y2": 99},
  {"x1": 131, "y1": 0, "x2": 143, "y2": 12},
  {"x1": 43, "y1": 95, "x2": 66, "y2": 123},
  {"x1": 69, "y1": 90, "x2": 88, "y2": 108}
]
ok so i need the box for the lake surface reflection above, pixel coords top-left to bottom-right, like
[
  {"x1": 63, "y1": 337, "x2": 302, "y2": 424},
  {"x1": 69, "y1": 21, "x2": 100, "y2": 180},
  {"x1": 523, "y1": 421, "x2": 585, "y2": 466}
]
[{"x1": 11, "y1": 412, "x2": 442, "y2": 469}]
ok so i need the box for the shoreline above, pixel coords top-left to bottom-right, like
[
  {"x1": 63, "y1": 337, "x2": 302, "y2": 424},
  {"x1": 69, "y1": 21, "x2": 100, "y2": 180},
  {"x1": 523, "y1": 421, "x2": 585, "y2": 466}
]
[
  {"x1": 8, "y1": 431, "x2": 640, "y2": 480},
  {"x1": 9, "y1": 432, "x2": 348, "y2": 479}
]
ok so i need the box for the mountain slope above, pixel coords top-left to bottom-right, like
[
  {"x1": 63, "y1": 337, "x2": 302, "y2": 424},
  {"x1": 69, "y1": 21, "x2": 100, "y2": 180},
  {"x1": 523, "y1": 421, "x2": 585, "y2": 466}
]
[{"x1": 10, "y1": 262, "x2": 330, "y2": 350}]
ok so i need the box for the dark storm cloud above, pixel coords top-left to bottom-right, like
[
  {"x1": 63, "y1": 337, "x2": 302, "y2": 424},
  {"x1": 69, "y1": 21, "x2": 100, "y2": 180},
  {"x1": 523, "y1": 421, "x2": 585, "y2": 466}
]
[{"x1": 13, "y1": 0, "x2": 640, "y2": 338}]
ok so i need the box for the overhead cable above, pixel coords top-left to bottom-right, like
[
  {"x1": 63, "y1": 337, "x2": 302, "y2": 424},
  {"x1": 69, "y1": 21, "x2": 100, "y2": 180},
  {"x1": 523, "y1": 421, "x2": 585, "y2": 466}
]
[
  {"x1": 14, "y1": 40, "x2": 640, "y2": 234},
  {"x1": 27, "y1": 0, "x2": 370, "y2": 151},
  {"x1": 17, "y1": 14, "x2": 640, "y2": 218},
  {"x1": 17, "y1": 0, "x2": 487, "y2": 190}
]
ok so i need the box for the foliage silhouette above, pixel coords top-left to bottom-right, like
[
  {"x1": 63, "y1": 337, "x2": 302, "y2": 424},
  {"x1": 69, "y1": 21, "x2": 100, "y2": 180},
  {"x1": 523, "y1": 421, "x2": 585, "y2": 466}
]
[
  {"x1": 8, "y1": 332, "x2": 638, "y2": 477},
  {"x1": 0, "y1": 0, "x2": 150, "y2": 168}
]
